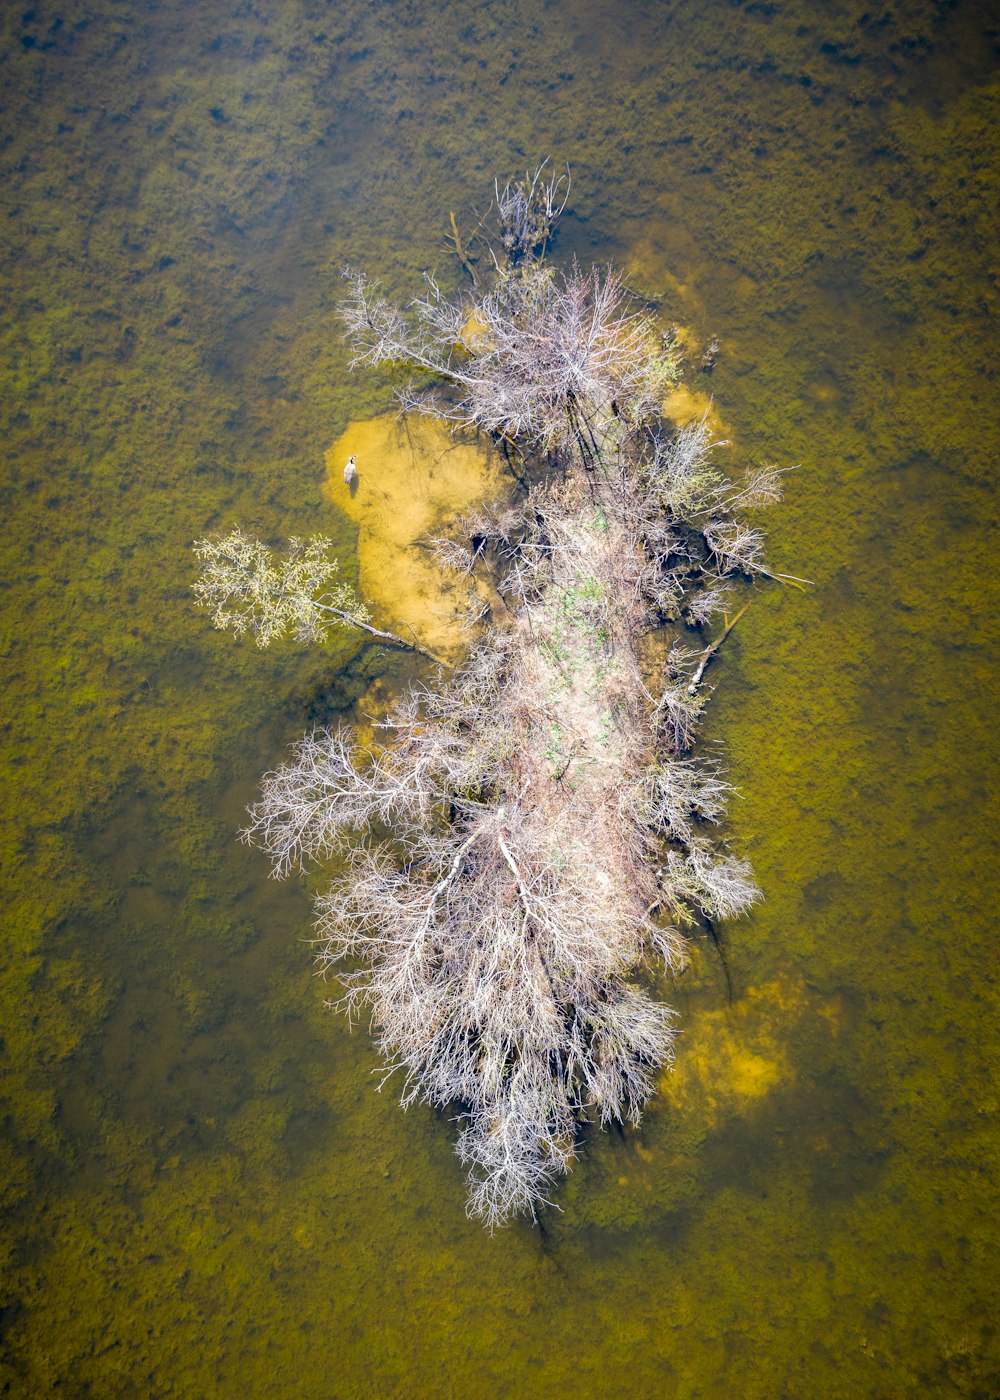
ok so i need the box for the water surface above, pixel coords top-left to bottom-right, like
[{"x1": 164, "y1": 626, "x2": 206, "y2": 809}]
[{"x1": 1, "y1": 1, "x2": 997, "y2": 1394}]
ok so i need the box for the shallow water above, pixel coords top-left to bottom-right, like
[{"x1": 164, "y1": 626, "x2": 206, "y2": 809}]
[{"x1": 1, "y1": 1, "x2": 997, "y2": 1395}]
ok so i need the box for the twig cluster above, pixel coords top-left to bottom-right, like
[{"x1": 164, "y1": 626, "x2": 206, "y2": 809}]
[{"x1": 494, "y1": 159, "x2": 570, "y2": 263}]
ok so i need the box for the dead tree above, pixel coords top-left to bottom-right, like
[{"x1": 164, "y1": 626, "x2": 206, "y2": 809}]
[{"x1": 204, "y1": 167, "x2": 788, "y2": 1228}]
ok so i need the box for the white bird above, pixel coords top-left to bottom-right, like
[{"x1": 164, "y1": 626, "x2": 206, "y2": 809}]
[{"x1": 343, "y1": 455, "x2": 357, "y2": 484}]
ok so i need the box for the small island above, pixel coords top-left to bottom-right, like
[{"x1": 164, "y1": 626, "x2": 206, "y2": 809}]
[{"x1": 195, "y1": 166, "x2": 791, "y2": 1228}]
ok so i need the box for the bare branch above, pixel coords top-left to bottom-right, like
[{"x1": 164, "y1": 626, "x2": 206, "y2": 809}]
[{"x1": 494, "y1": 159, "x2": 571, "y2": 264}]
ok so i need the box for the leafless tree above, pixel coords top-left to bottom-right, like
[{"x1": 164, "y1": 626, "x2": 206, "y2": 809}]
[
  {"x1": 200, "y1": 166, "x2": 790, "y2": 1227},
  {"x1": 340, "y1": 257, "x2": 679, "y2": 465},
  {"x1": 193, "y1": 527, "x2": 439, "y2": 658}
]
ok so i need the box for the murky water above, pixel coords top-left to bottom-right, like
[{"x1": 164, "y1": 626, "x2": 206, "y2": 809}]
[{"x1": 2, "y1": 1, "x2": 997, "y2": 1395}]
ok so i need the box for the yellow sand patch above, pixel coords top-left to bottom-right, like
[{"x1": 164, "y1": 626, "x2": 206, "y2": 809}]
[
  {"x1": 324, "y1": 415, "x2": 505, "y2": 658},
  {"x1": 460, "y1": 308, "x2": 493, "y2": 354},
  {"x1": 662, "y1": 383, "x2": 725, "y2": 438},
  {"x1": 622, "y1": 213, "x2": 708, "y2": 323},
  {"x1": 660, "y1": 975, "x2": 834, "y2": 1128}
]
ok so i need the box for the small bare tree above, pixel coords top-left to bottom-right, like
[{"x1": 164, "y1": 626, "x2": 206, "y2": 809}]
[{"x1": 193, "y1": 527, "x2": 436, "y2": 657}]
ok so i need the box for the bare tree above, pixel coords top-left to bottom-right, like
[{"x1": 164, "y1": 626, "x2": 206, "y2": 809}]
[
  {"x1": 193, "y1": 527, "x2": 438, "y2": 657},
  {"x1": 340, "y1": 257, "x2": 680, "y2": 464},
  {"x1": 199, "y1": 166, "x2": 790, "y2": 1228}
]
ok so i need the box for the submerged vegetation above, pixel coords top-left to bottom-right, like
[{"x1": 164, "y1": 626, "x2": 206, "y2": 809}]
[
  {"x1": 3, "y1": 0, "x2": 998, "y2": 1386},
  {"x1": 196, "y1": 167, "x2": 784, "y2": 1226}
]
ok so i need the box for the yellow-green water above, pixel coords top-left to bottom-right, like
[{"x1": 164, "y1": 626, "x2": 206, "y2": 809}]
[{"x1": 1, "y1": 1, "x2": 997, "y2": 1394}]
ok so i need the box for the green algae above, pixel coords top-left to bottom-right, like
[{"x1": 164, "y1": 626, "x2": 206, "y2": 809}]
[{"x1": 0, "y1": 0, "x2": 998, "y2": 1395}]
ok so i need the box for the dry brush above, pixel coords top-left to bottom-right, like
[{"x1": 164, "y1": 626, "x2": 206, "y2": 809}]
[{"x1": 195, "y1": 166, "x2": 785, "y2": 1228}]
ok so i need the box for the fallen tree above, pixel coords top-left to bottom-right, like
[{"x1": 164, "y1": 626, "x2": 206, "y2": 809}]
[{"x1": 195, "y1": 165, "x2": 787, "y2": 1228}]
